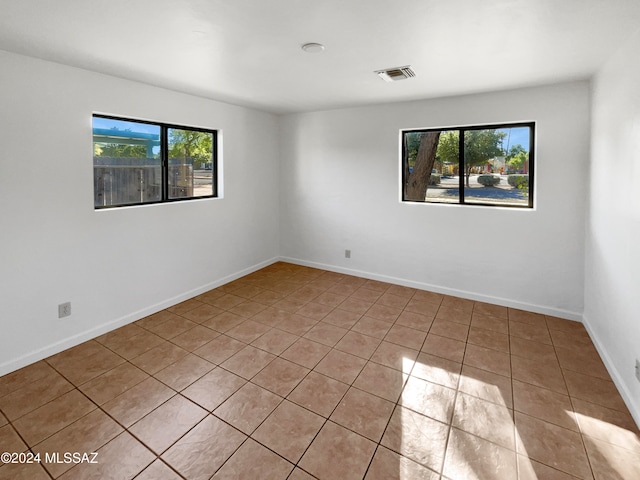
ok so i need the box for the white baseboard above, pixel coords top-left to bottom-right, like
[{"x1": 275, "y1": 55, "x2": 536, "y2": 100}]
[
  {"x1": 0, "y1": 257, "x2": 279, "y2": 377},
  {"x1": 280, "y1": 256, "x2": 583, "y2": 321},
  {"x1": 582, "y1": 315, "x2": 640, "y2": 428}
]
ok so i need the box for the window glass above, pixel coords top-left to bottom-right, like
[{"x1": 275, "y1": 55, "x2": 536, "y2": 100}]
[{"x1": 402, "y1": 123, "x2": 534, "y2": 208}]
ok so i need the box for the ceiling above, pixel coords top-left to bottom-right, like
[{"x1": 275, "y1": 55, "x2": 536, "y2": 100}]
[{"x1": 1, "y1": 0, "x2": 639, "y2": 114}]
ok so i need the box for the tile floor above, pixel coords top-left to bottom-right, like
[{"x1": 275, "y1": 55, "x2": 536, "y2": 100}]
[{"x1": 0, "y1": 262, "x2": 639, "y2": 479}]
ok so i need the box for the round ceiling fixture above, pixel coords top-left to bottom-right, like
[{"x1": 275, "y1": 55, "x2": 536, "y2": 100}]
[{"x1": 301, "y1": 43, "x2": 325, "y2": 53}]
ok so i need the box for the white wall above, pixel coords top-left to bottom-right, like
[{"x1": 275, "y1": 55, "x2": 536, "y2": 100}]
[
  {"x1": 0, "y1": 50, "x2": 280, "y2": 375},
  {"x1": 280, "y1": 82, "x2": 590, "y2": 318},
  {"x1": 586, "y1": 30, "x2": 640, "y2": 421}
]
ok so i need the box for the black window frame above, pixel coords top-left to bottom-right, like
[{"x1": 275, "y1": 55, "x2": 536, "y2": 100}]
[
  {"x1": 402, "y1": 121, "x2": 535, "y2": 209},
  {"x1": 93, "y1": 114, "x2": 218, "y2": 209}
]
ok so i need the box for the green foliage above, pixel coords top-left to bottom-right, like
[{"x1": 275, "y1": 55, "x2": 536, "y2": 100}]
[
  {"x1": 94, "y1": 143, "x2": 147, "y2": 158},
  {"x1": 477, "y1": 174, "x2": 501, "y2": 186},
  {"x1": 169, "y1": 129, "x2": 213, "y2": 167},
  {"x1": 429, "y1": 173, "x2": 441, "y2": 185},
  {"x1": 464, "y1": 130, "x2": 506, "y2": 168},
  {"x1": 507, "y1": 150, "x2": 529, "y2": 171},
  {"x1": 508, "y1": 175, "x2": 529, "y2": 188}
]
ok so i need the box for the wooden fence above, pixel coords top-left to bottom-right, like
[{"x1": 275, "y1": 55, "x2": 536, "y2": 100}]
[{"x1": 94, "y1": 157, "x2": 193, "y2": 207}]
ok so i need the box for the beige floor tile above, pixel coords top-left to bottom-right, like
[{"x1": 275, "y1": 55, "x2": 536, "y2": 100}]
[
  {"x1": 421, "y1": 334, "x2": 466, "y2": 363},
  {"x1": 453, "y1": 392, "x2": 515, "y2": 450},
  {"x1": 511, "y1": 354, "x2": 567, "y2": 394},
  {"x1": 512, "y1": 379, "x2": 578, "y2": 431},
  {"x1": 296, "y1": 301, "x2": 334, "y2": 320},
  {"x1": 370, "y1": 341, "x2": 419, "y2": 373},
  {"x1": 224, "y1": 319, "x2": 271, "y2": 343},
  {"x1": 377, "y1": 292, "x2": 411, "y2": 309},
  {"x1": 0, "y1": 425, "x2": 28, "y2": 463},
  {"x1": 252, "y1": 400, "x2": 325, "y2": 463},
  {"x1": 193, "y1": 334, "x2": 246, "y2": 364},
  {"x1": 161, "y1": 415, "x2": 246, "y2": 480},
  {"x1": 144, "y1": 315, "x2": 198, "y2": 340},
  {"x1": 351, "y1": 287, "x2": 384, "y2": 303},
  {"x1": 563, "y1": 370, "x2": 628, "y2": 412},
  {"x1": 212, "y1": 438, "x2": 293, "y2": 480},
  {"x1": 467, "y1": 326, "x2": 510, "y2": 353},
  {"x1": 104, "y1": 330, "x2": 166, "y2": 361},
  {"x1": 352, "y1": 316, "x2": 393, "y2": 339},
  {"x1": 46, "y1": 340, "x2": 125, "y2": 386},
  {"x1": 405, "y1": 298, "x2": 440, "y2": 317},
  {"x1": 464, "y1": 343, "x2": 511, "y2": 377},
  {"x1": 299, "y1": 421, "x2": 376, "y2": 480},
  {"x1": 517, "y1": 455, "x2": 582, "y2": 480},
  {"x1": 79, "y1": 362, "x2": 149, "y2": 406},
  {"x1": 102, "y1": 377, "x2": 175, "y2": 427},
  {"x1": 470, "y1": 313, "x2": 509, "y2": 334},
  {"x1": 365, "y1": 445, "x2": 440, "y2": 480},
  {"x1": 366, "y1": 303, "x2": 403, "y2": 323},
  {"x1": 395, "y1": 310, "x2": 434, "y2": 332},
  {"x1": 381, "y1": 405, "x2": 449, "y2": 472},
  {"x1": 0, "y1": 361, "x2": 53, "y2": 398},
  {"x1": 411, "y1": 290, "x2": 444, "y2": 306},
  {"x1": 13, "y1": 389, "x2": 96, "y2": 446},
  {"x1": 444, "y1": 427, "x2": 517, "y2": 480},
  {"x1": 135, "y1": 460, "x2": 183, "y2": 480},
  {"x1": 330, "y1": 387, "x2": 395, "y2": 442},
  {"x1": 276, "y1": 313, "x2": 318, "y2": 336},
  {"x1": 201, "y1": 311, "x2": 245, "y2": 332},
  {"x1": 412, "y1": 352, "x2": 461, "y2": 389},
  {"x1": 250, "y1": 328, "x2": 299, "y2": 355},
  {"x1": 287, "y1": 371, "x2": 349, "y2": 417},
  {"x1": 510, "y1": 336, "x2": 557, "y2": 363},
  {"x1": 441, "y1": 295, "x2": 474, "y2": 312},
  {"x1": 153, "y1": 353, "x2": 215, "y2": 391},
  {"x1": 181, "y1": 367, "x2": 246, "y2": 411},
  {"x1": 167, "y1": 298, "x2": 205, "y2": 315},
  {"x1": 313, "y1": 349, "x2": 367, "y2": 384},
  {"x1": 59, "y1": 431, "x2": 155, "y2": 480},
  {"x1": 429, "y1": 318, "x2": 470, "y2": 342},
  {"x1": 169, "y1": 325, "x2": 220, "y2": 352},
  {"x1": 400, "y1": 375, "x2": 456, "y2": 424},
  {"x1": 129, "y1": 395, "x2": 207, "y2": 454},
  {"x1": 572, "y1": 398, "x2": 640, "y2": 454},
  {"x1": 508, "y1": 308, "x2": 546, "y2": 325},
  {"x1": 353, "y1": 361, "x2": 408, "y2": 402},
  {"x1": 337, "y1": 297, "x2": 373, "y2": 315},
  {"x1": 335, "y1": 331, "x2": 382, "y2": 359},
  {"x1": 434, "y1": 305, "x2": 472, "y2": 325},
  {"x1": 314, "y1": 291, "x2": 348, "y2": 308},
  {"x1": 220, "y1": 345, "x2": 275, "y2": 379},
  {"x1": 0, "y1": 461, "x2": 52, "y2": 480},
  {"x1": 0, "y1": 371, "x2": 73, "y2": 421},
  {"x1": 251, "y1": 357, "x2": 309, "y2": 396},
  {"x1": 214, "y1": 382, "x2": 282, "y2": 434},
  {"x1": 515, "y1": 412, "x2": 593, "y2": 480},
  {"x1": 458, "y1": 364, "x2": 513, "y2": 408},
  {"x1": 32, "y1": 409, "x2": 123, "y2": 477},
  {"x1": 280, "y1": 337, "x2": 331, "y2": 369},
  {"x1": 555, "y1": 345, "x2": 611, "y2": 380},
  {"x1": 130, "y1": 342, "x2": 189, "y2": 375},
  {"x1": 583, "y1": 435, "x2": 640, "y2": 480},
  {"x1": 229, "y1": 300, "x2": 268, "y2": 318},
  {"x1": 384, "y1": 324, "x2": 427, "y2": 350},
  {"x1": 509, "y1": 320, "x2": 552, "y2": 345},
  {"x1": 303, "y1": 322, "x2": 348, "y2": 346}
]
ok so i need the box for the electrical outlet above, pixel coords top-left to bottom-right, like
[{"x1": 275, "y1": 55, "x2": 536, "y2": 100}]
[
  {"x1": 58, "y1": 302, "x2": 71, "y2": 318},
  {"x1": 636, "y1": 359, "x2": 640, "y2": 382},
  {"x1": 345, "y1": 249, "x2": 351, "y2": 259}
]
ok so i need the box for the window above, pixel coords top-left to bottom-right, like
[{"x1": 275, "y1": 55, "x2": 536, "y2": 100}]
[
  {"x1": 93, "y1": 115, "x2": 217, "y2": 208},
  {"x1": 402, "y1": 122, "x2": 534, "y2": 208}
]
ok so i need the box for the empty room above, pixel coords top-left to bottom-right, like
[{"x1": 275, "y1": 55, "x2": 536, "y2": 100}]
[{"x1": 0, "y1": 0, "x2": 639, "y2": 479}]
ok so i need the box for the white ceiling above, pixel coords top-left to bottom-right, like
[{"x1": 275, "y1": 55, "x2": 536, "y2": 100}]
[{"x1": 1, "y1": 0, "x2": 639, "y2": 114}]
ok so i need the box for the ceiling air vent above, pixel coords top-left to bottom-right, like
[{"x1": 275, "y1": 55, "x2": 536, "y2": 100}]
[{"x1": 375, "y1": 65, "x2": 416, "y2": 82}]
